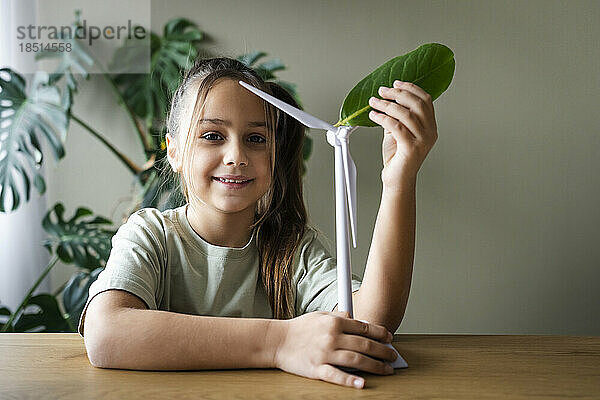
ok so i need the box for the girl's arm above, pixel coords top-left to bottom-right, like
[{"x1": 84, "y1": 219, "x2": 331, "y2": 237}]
[
  {"x1": 84, "y1": 290, "x2": 282, "y2": 370},
  {"x1": 352, "y1": 81, "x2": 438, "y2": 333},
  {"x1": 84, "y1": 289, "x2": 397, "y2": 390},
  {"x1": 353, "y1": 180, "x2": 416, "y2": 333}
]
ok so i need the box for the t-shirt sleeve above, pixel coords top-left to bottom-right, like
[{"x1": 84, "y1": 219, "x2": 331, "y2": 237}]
[
  {"x1": 77, "y1": 209, "x2": 165, "y2": 337},
  {"x1": 294, "y1": 228, "x2": 362, "y2": 316}
]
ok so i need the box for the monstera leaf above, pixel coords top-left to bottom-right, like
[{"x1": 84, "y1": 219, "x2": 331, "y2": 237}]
[
  {"x1": 42, "y1": 203, "x2": 115, "y2": 270},
  {"x1": 35, "y1": 11, "x2": 94, "y2": 93},
  {"x1": 0, "y1": 69, "x2": 70, "y2": 212},
  {"x1": 0, "y1": 306, "x2": 11, "y2": 332},
  {"x1": 12, "y1": 294, "x2": 71, "y2": 332},
  {"x1": 237, "y1": 51, "x2": 284, "y2": 80},
  {"x1": 61, "y1": 266, "x2": 103, "y2": 329},
  {"x1": 112, "y1": 17, "x2": 204, "y2": 122},
  {"x1": 237, "y1": 51, "x2": 302, "y2": 107},
  {"x1": 336, "y1": 43, "x2": 455, "y2": 127},
  {"x1": 140, "y1": 166, "x2": 186, "y2": 211}
]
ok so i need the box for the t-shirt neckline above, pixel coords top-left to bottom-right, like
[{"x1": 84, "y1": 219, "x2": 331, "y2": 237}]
[{"x1": 174, "y1": 204, "x2": 256, "y2": 259}]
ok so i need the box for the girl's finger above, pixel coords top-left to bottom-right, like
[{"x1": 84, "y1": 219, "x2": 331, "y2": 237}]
[
  {"x1": 369, "y1": 96, "x2": 424, "y2": 137},
  {"x1": 339, "y1": 316, "x2": 392, "y2": 343},
  {"x1": 377, "y1": 86, "x2": 431, "y2": 129},
  {"x1": 336, "y1": 334, "x2": 398, "y2": 363},
  {"x1": 329, "y1": 349, "x2": 394, "y2": 376},
  {"x1": 369, "y1": 109, "x2": 417, "y2": 142},
  {"x1": 332, "y1": 311, "x2": 351, "y2": 318},
  {"x1": 316, "y1": 364, "x2": 366, "y2": 389},
  {"x1": 393, "y1": 80, "x2": 434, "y2": 114}
]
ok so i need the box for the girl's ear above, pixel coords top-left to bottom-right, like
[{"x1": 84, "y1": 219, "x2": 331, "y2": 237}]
[{"x1": 166, "y1": 134, "x2": 183, "y2": 172}]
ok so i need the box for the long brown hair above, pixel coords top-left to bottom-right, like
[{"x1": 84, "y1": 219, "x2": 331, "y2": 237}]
[{"x1": 165, "y1": 57, "x2": 307, "y2": 319}]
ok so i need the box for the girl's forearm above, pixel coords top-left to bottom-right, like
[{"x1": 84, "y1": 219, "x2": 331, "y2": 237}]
[
  {"x1": 355, "y1": 179, "x2": 416, "y2": 333},
  {"x1": 87, "y1": 308, "x2": 286, "y2": 370}
]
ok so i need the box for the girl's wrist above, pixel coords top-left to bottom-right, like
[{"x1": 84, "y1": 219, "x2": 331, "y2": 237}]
[
  {"x1": 382, "y1": 174, "x2": 417, "y2": 196},
  {"x1": 266, "y1": 319, "x2": 289, "y2": 369}
]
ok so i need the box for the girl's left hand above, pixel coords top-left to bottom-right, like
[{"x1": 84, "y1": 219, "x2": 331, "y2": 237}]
[{"x1": 368, "y1": 80, "x2": 438, "y2": 190}]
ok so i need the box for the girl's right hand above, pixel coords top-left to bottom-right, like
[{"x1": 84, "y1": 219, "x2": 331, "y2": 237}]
[{"x1": 271, "y1": 311, "x2": 398, "y2": 389}]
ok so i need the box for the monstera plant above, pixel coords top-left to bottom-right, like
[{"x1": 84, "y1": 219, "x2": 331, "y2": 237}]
[{"x1": 0, "y1": 13, "x2": 306, "y2": 332}]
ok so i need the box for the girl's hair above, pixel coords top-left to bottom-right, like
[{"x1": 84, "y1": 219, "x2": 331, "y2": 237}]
[{"x1": 166, "y1": 57, "x2": 307, "y2": 319}]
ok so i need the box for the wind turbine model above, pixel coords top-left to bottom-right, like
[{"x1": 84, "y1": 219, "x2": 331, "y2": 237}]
[{"x1": 239, "y1": 81, "x2": 408, "y2": 370}]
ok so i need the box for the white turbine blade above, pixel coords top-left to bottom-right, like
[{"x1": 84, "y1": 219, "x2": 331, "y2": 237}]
[
  {"x1": 239, "y1": 81, "x2": 336, "y2": 132},
  {"x1": 340, "y1": 140, "x2": 358, "y2": 248}
]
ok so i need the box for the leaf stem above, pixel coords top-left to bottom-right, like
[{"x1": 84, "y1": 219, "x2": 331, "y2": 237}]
[
  {"x1": 84, "y1": 49, "x2": 152, "y2": 154},
  {"x1": 101, "y1": 73, "x2": 152, "y2": 153},
  {"x1": 335, "y1": 105, "x2": 372, "y2": 127},
  {"x1": 0, "y1": 255, "x2": 59, "y2": 332},
  {"x1": 64, "y1": 314, "x2": 77, "y2": 332},
  {"x1": 70, "y1": 113, "x2": 142, "y2": 175},
  {"x1": 52, "y1": 280, "x2": 68, "y2": 297}
]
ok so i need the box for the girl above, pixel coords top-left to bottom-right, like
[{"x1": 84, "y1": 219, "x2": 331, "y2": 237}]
[{"x1": 78, "y1": 57, "x2": 438, "y2": 389}]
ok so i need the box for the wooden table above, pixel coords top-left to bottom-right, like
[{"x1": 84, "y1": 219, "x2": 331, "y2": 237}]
[{"x1": 0, "y1": 334, "x2": 598, "y2": 399}]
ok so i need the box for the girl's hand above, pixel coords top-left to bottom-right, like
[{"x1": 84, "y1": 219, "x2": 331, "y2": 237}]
[
  {"x1": 368, "y1": 80, "x2": 438, "y2": 190},
  {"x1": 272, "y1": 311, "x2": 398, "y2": 389}
]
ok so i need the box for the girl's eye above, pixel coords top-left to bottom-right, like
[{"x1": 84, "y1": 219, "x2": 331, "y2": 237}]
[
  {"x1": 199, "y1": 132, "x2": 265, "y2": 144},
  {"x1": 200, "y1": 132, "x2": 222, "y2": 141},
  {"x1": 249, "y1": 135, "x2": 266, "y2": 144}
]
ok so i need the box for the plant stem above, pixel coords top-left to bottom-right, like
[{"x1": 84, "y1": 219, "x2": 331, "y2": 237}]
[
  {"x1": 85, "y1": 49, "x2": 152, "y2": 154},
  {"x1": 64, "y1": 314, "x2": 77, "y2": 332},
  {"x1": 70, "y1": 113, "x2": 142, "y2": 175},
  {"x1": 101, "y1": 73, "x2": 152, "y2": 153},
  {"x1": 0, "y1": 255, "x2": 59, "y2": 333},
  {"x1": 53, "y1": 281, "x2": 67, "y2": 297}
]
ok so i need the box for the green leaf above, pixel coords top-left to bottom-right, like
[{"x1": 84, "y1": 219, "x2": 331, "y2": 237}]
[
  {"x1": 108, "y1": 36, "x2": 150, "y2": 75},
  {"x1": 258, "y1": 58, "x2": 285, "y2": 73},
  {"x1": 299, "y1": 134, "x2": 312, "y2": 177},
  {"x1": 237, "y1": 51, "x2": 267, "y2": 67},
  {"x1": 337, "y1": 43, "x2": 455, "y2": 127},
  {"x1": 61, "y1": 267, "x2": 103, "y2": 329},
  {"x1": 139, "y1": 162, "x2": 186, "y2": 211},
  {"x1": 302, "y1": 135, "x2": 312, "y2": 161},
  {"x1": 237, "y1": 51, "x2": 303, "y2": 108},
  {"x1": 163, "y1": 18, "x2": 202, "y2": 39},
  {"x1": 35, "y1": 11, "x2": 94, "y2": 93},
  {"x1": 13, "y1": 294, "x2": 71, "y2": 332},
  {"x1": 0, "y1": 69, "x2": 70, "y2": 212},
  {"x1": 276, "y1": 81, "x2": 302, "y2": 108},
  {"x1": 112, "y1": 17, "x2": 204, "y2": 122},
  {"x1": 42, "y1": 203, "x2": 115, "y2": 270},
  {"x1": 0, "y1": 306, "x2": 12, "y2": 332},
  {"x1": 135, "y1": 125, "x2": 185, "y2": 210}
]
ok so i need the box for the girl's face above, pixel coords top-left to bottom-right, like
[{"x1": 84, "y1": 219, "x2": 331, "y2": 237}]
[{"x1": 172, "y1": 78, "x2": 272, "y2": 216}]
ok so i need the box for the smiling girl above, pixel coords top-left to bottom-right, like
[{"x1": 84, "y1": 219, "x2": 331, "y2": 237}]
[{"x1": 78, "y1": 57, "x2": 437, "y2": 389}]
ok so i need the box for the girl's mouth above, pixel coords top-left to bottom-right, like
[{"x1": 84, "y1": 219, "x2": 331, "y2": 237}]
[{"x1": 212, "y1": 177, "x2": 254, "y2": 189}]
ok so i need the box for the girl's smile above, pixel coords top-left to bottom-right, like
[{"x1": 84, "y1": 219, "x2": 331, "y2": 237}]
[{"x1": 212, "y1": 175, "x2": 254, "y2": 189}]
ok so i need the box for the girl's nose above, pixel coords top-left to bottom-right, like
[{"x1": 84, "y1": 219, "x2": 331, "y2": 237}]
[{"x1": 223, "y1": 141, "x2": 248, "y2": 167}]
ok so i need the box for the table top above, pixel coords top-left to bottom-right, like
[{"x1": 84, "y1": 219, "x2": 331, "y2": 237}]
[{"x1": 0, "y1": 333, "x2": 599, "y2": 399}]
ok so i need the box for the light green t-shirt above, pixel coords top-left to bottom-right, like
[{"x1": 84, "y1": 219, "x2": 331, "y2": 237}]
[{"x1": 77, "y1": 205, "x2": 362, "y2": 337}]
